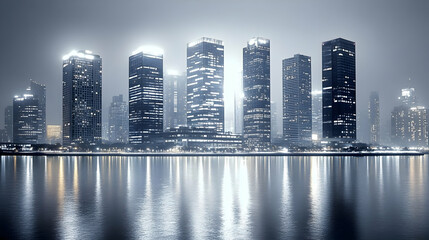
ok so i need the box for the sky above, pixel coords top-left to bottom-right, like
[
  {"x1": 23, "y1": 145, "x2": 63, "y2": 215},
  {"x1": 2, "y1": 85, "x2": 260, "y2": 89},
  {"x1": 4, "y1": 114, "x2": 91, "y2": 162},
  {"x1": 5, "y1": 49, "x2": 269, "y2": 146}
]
[{"x1": 1, "y1": 0, "x2": 428, "y2": 143}]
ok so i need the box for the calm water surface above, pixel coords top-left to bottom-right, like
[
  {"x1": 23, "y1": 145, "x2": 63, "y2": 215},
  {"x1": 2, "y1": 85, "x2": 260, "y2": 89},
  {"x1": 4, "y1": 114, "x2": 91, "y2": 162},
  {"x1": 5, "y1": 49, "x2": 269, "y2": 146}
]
[{"x1": 0, "y1": 155, "x2": 428, "y2": 239}]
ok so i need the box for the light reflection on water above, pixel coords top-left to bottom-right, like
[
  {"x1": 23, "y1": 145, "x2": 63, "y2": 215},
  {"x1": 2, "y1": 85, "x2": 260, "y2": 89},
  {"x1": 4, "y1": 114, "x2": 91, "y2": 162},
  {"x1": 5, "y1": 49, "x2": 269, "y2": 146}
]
[{"x1": 0, "y1": 155, "x2": 428, "y2": 239}]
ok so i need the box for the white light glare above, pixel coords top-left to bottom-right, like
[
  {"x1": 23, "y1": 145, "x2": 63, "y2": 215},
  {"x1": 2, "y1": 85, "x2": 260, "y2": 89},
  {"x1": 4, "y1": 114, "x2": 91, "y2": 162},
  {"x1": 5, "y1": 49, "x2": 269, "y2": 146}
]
[
  {"x1": 132, "y1": 46, "x2": 164, "y2": 56},
  {"x1": 62, "y1": 50, "x2": 95, "y2": 60}
]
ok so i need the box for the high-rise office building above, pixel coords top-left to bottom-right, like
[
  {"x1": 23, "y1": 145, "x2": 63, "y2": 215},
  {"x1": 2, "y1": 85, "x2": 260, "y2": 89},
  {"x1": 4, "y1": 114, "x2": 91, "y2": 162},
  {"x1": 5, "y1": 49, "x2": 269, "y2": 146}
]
[
  {"x1": 322, "y1": 38, "x2": 356, "y2": 141},
  {"x1": 62, "y1": 50, "x2": 102, "y2": 146},
  {"x1": 28, "y1": 80, "x2": 47, "y2": 143},
  {"x1": 13, "y1": 94, "x2": 41, "y2": 144},
  {"x1": 282, "y1": 54, "x2": 312, "y2": 146},
  {"x1": 243, "y1": 37, "x2": 271, "y2": 150},
  {"x1": 4, "y1": 105, "x2": 13, "y2": 142},
  {"x1": 108, "y1": 94, "x2": 128, "y2": 143},
  {"x1": 391, "y1": 87, "x2": 428, "y2": 147},
  {"x1": 369, "y1": 91, "x2": 380, "y2": 144},
  {"x1": 271, "y1": 101, "x2": 283, "y2": 142},
  {"x1": 398, "y1": 88, "x2": 417, "y2": 107},
  {"x1": 311, "y1": 91, "x2": 323, "y2": 141},
  {"x1": 164, "y1": 71, "x2": 187, "y2": 131},
  {"x1": 187, "y1": 37, "x2": 224, "y2": 132},
  {"x1": 129, "y1": 46, "x2": 163, "y2": 145}
]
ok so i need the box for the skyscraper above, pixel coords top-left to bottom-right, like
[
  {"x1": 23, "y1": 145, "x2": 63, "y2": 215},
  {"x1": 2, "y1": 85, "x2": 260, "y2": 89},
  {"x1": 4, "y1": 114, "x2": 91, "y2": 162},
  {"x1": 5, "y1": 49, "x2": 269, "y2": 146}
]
[
  {"x1": 322, "y1": 38, "x2": 356, "y2": 141},
  {"x1": 233, "y1": 73, "x2": 244, "y2": 135},
  {"x1": 108, "y1": 94, "x2": 128, "y2": 143},
  {"x1": 164, "y1": 71, "x2": 187, "y2": 131},
  {"x1": 28, "y1": 80, "x2": 47, "y2": 143},
  {"x1": 311, "y1": 91, "x2": 323, "y2": 141},
  {"x1": 243, "y1": 37, "x2": 271, "y2": 150},
  {"x1": 13, "y1": 94, "x2": 41, "y2": 144},
  {"x1": 187, "y1": 37, "x2": 224, "y2": 132},
  {"x1": 62, "y1": 50, "x2": 102, "y2": 146},
  {"x1": 271, "y1": 101, "x2": 283, "y2": 142},
  {"x1": 4, "y1": 105, "x2": 13, "y2": 142},
  {"x1": 369, "y1": 91, "x2": 380, "y2": 144},
  {"x1": 129, "y1": 46, "x2": 163, "y2": 145},
  {"x1": 282, "y1": 54, "x2": 312, "y2": 146},
  {"x1": 398, "y1": 88, "x2": 416, "y2": 107}
]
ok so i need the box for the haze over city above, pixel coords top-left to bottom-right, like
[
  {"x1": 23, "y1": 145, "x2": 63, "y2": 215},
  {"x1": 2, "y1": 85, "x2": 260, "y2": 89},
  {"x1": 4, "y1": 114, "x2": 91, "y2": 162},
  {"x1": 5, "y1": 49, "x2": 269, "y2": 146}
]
[{"x1": 1, "y1": 0, "x2": 429, "y2": 143}]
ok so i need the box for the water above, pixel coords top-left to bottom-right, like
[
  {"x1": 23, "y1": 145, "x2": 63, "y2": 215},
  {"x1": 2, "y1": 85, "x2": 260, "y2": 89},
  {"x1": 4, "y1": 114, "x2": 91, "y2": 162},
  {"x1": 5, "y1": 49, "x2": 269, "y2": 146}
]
[{"x1": 0, "y1": 155, "x2": 428, "y2": 239}]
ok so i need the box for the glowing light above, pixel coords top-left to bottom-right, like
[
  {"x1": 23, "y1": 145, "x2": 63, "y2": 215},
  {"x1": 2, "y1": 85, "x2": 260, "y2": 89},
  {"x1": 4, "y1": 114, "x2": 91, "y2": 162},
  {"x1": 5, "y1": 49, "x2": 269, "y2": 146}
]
[
  {"x1": 62, "y1": 50, "x2": 95, "y2": 60},
  {"x1": 248, "y1": 37, "x2": 269, "y2": 46},
  {"x1": 132, "y1": 46, "x2": 164, "y2": 56},
  {"x1": 166, "y1": 69, "x2": 181, "y2": 76}
]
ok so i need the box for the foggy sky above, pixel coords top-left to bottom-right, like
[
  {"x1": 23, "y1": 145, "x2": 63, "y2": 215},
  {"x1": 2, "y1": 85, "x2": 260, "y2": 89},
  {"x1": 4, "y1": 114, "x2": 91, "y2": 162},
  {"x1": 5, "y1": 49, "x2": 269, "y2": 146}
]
[{"x1": 1, "y1": 0, "x2": 428, "y2": 143}]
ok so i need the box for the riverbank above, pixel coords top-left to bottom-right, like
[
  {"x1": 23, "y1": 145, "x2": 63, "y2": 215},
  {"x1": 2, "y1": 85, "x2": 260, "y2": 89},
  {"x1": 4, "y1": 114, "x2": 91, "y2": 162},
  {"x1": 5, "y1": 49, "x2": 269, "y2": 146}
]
[{"x1": 0, "y1": 150, "x2": 426, "y2": 157}]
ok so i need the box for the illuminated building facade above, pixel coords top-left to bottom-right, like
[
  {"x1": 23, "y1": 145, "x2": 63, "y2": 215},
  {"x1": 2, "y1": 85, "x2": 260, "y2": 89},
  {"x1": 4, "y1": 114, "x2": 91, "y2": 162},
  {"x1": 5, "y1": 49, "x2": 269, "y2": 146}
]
[
  {"x1": 62, "y1": 50, "x2": 102, "y2": 146},
  {"x1": 282, "y1": 54, "x2": 312, "y2": 146},
  {"x1": 164, "y1": 71, "x2": 187, "y2": 130},
  {"x1": 312, "y1": 91, "x2": 323, "y2": 141},
  {"x1": 129, "y1": 46, "x2": 163, "y2": 145},
  {"x1": 322, "y1": 38, "x2": 356, "y2": 141},
  {"x1": 186, "y1": 37, "x2": 224, "y2": 132},
  {"x1": 243, "y1": 37, "x2": 271, "y2": 150},
  {"x1": 28, "y1": 80, "x2": 47, "y2": 143},
  {"x1": 108, "y1": 94, "x2": 128, "y2": 143},
  {"x1": 47, "y1": 125, "x2": 62, "y2": 144},
  {"x1": 13, "y1": 94, "x2": 41, "y2": 144},
  {"x1": 369, "y1": 91, "x2": 380, "y2": 144}
]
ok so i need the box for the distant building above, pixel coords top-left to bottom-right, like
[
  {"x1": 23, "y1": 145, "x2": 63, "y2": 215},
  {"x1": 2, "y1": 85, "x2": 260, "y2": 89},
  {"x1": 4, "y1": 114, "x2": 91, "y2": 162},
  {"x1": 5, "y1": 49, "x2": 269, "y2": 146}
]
[
  {"x1": 62, "y1": 50, "x2": 102, "y2": 146},
  {"x1": 322, "y1": 38, "x2": 356, "y2": 141},
  {"x1": 13, "y1": 94, "x2": 41, "y2": 144},
  {"x1": 282, "y1": 54, "x2": 312, "y2": 146},
  {"x1": 129, "y1": 46, "x2": 163, "y2": 145},
  {"x1": 108, "y1": 94, "x2": 128, "y2": 143},
  {"x1": 391, "y1": 87, "x2": 428, "y2": 147},
  {"x1": 28, "y1": 80, "x2": 47, "y2": 143},
  {"x1": 243, "y1": 37, "x2": 271, "y2": 150},
  {"x1": 47, "y1": 125, "x2": 62, "y2": 144},
  {"x1": 369, "y1": 92, "x2": 380, "y2": 144},
  {"x1": 234, "y1": 73, "x2": 244, "y2": 135},
  {"x1": 187, "y1": 37, "x2": 224, "y2": 132},
  {"x1": 312, "y1": 91, "x2": 323, "y2": 141},
  {"x1": 4, "y1": 105, "x2": 13, "y2": 142},
  {"x1": 271, "y1": 101, "x2": 282, "y2": 142},
  {"x1": 0, "y1": 129, "x2": 7, "y2": 142},
  {"x1": 398, "y1": 88, "x2": 416, "y2": 107},
  {"x1": 164, "y1": 71, "x2": 187, "y2": 131},
  {"x1": 161, "y1": 126, "x2": 242, "y2": 151}
]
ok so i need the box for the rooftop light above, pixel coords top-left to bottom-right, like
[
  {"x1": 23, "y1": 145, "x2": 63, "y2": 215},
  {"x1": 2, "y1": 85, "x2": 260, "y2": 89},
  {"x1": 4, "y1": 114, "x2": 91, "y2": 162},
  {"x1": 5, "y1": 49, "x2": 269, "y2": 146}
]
[
  {"x1": 132, "y1": 46, "x2": 164, "y2": 56},
  {"x1": 62, "y1": 50, "x2": 95, "y2": 60}
]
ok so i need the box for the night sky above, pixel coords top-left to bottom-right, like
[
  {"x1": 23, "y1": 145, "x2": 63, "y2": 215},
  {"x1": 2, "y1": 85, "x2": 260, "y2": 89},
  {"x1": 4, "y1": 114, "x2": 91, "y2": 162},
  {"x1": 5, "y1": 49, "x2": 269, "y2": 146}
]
[{"x1": 1, "y1": 0, "x2": 428, "y2": 142}]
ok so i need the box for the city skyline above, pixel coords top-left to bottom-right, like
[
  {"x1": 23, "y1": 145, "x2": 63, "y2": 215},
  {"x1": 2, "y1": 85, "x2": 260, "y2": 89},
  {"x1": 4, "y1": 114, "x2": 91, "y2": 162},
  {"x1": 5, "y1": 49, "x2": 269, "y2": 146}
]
[{"x1": 1, "y1": 0, "x2": 428, "y2": 145}]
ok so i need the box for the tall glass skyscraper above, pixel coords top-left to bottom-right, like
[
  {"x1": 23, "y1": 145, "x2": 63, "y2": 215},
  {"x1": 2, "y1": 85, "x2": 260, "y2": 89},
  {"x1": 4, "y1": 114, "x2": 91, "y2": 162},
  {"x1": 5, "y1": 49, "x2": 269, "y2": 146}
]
[
  {"x1": 282, "y1": 54, "x2": 312, "y2": 146},
  {"x1": 322, "y1": 38, "x2": 356, "y2": 141},
  {"x1": 164, "y1": 71, "x2": 187, "y2": 131},
  {"x1": 243, "y1": 37, "x2": 271, "y2": 150},
  {"x1": 62, "y1": 50, "x2": 102, "y2": 146},
  {"x1": 29, "y1": 80, "x2": 46, "y2": 143},
  {"x1": 129, "y1": 46, "x2": 163, "y2": 145},
  {"x1": 186, "y1": 37, "x2": 224, "y2": 132},
  {"x1": 13, "y1": 94, "x2": 41, "y2": 144},
  {"x1": 108, "y1": 94, "x2": 128, "y2": 143},
  {"x1": 369, "y1": 91, "x2": 380, "y2": 144}
]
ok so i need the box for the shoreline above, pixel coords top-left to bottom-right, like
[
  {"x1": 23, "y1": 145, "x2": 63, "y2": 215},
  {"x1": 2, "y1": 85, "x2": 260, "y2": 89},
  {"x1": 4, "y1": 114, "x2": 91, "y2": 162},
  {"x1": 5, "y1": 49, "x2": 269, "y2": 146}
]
[{"x1": 0, "y1": 151, "x2": 426, "y2": 157}]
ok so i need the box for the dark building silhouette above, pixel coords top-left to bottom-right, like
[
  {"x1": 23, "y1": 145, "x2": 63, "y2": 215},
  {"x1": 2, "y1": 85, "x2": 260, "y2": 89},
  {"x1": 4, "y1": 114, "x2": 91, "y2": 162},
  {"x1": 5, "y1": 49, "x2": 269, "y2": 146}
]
[
  {"x1": 13, "y1": 94, "x2": 41, "y2": 144},
  {"x1": 62, "y1": 50, "x2": 102, "y2": 146},
  {"x1": 243, "y1": 37, "x2": 271, "y2": 150},
  {"x1": 322, "y1": 38, "x2": 356, "y2": 141},
  {"x1": 129, "y1": 46, "x2": 163, "y2": 145},
  {"x1": 282, "y1": 54, "x2": 312, "y2": 146},
  {"x1": 108, "y1": 95, "x2": 128, "y2": 143},
  {"x1": 187, "y1": 37, "x2": 224, "y2": 132},
  {"x1": 28, "y1": 80, "x2": 47, "y2": 143},
  {"x1": 164, "y1": 71, "x2": 187, "y2": 130}
]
